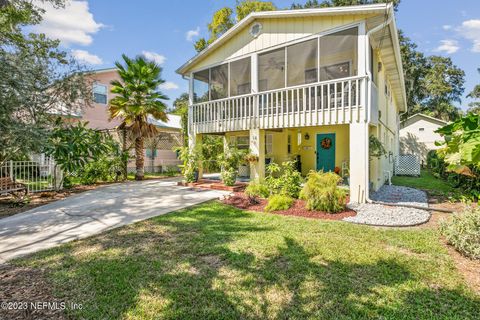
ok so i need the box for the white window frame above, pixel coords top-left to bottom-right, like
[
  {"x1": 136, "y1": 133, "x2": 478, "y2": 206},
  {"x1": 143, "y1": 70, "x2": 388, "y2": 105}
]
[{"x1": 93, "y1": 83, "x2": 108, "y2": 105}]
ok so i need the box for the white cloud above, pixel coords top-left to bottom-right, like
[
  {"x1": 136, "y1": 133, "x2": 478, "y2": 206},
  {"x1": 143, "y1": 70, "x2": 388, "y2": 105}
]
[
  {"x1": 442, "y1": 25, "x2": 452, "y2": 30},
  {"x1": 186, "y1": 27, "x2": 200, "y2": 41},
  {"x1": 159, "y1": 82, "x2": 179, "y2": 90},
  {"x1": 72, "y1": 49, "x2": 103, "y2": 65},
  {"x1": 434, "y1": 39, "x2": 460, "y2": 54},
  {"x1": 142, "y1": 51, "x2": 166, "y2": 65},
  {"x1": 34, "y1": 1, "x2": 103, "y2": 46},
  {"x1": 457, "y1": 19, "x2": 480, "y2": 53}
]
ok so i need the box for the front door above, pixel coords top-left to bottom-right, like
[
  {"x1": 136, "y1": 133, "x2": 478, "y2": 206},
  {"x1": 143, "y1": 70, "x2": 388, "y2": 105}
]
[{"x1": 316, "y1": 133, "x2": 336, "y2": 172}]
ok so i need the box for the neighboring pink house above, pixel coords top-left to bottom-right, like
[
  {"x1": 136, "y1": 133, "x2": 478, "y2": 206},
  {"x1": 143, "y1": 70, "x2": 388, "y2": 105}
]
[{"x1": 72, "y1": 68, "x2": 183, "y2": 172}]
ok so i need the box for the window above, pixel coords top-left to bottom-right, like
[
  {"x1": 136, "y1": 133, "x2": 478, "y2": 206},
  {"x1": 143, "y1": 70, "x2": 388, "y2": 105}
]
[
  {"x1": 319, "y1": 27, "x2": 358, "y2": 81},
  {"x1": 287, "y1": 135, "x2": 291, "y2": 154},
  {"x1": 258, "y1": 48, "x2": 285, "y2": 91},
  {"x1": 210, "y1": 63, "x2": 228, "y2": 100},
  {"x1": 230, "y1": 57, "x2": 251, "y2": 96},
  {"x1": 230, "y1": 135, "x2": 249, "y2": 150},
  {"x1": 287, "y1": 38, "x2": 318, "y2": 86},
  {"x1": 265, "y1": 134, "x2": 273, "y2": 155},
  {"x1": 193, "y1": 69, "x2": 209, "y2": 103},
  {"x1": 93, "y1": 83, "x2": 107, "y2": 104},
  {"x1": 419, "y1": 128, "x2": 425, "y2": 132},
  {"x1": 146, "y1": 149, "x2": 157, "y2": 158}
]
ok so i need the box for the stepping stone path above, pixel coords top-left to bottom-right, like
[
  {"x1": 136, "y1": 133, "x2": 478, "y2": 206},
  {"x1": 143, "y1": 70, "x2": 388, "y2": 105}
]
[{"x1": 344, "y1": 185, "x2": 430, "y2": 227}]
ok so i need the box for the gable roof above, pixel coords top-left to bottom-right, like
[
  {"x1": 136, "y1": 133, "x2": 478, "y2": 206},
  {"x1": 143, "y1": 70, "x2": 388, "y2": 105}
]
[
  {"x1": 400, "y1": 113, "x2": 449, "y2": 128},
  {"x1": 177, "y1": 3, "x2": 392, "y2": 75}
]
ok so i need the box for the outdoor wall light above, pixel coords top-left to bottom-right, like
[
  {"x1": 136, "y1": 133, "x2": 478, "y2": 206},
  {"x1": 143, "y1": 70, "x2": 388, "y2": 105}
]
[{"x1": 304, "y1": 133, "x2": 310, "y2": 140}]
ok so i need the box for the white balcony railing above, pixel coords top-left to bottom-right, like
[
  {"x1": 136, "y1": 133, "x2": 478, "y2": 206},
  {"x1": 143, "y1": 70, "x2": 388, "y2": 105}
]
[{"x1": 189, "y1": 75, "x2": 368, "y2": 134}]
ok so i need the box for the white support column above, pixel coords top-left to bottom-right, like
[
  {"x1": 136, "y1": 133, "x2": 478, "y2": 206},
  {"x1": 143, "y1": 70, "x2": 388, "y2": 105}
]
[
  {"x1": 251, "y1": 54, "x2": 258, "y2": 94},
  {"x1": 249, "y1": 128, "x2": 265, "y2": 180},
  {"x1": 188, "y1": 73, "x2": 194, "y2": 105},
  {"x1": 349, "y1": 122, "x2": 369, "y2": 204}
]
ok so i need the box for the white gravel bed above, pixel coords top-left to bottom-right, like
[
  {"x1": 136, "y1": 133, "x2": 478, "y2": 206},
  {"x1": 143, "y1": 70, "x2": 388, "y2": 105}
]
[{"x1": 343, "y1": 185, "x2": 430, "y2": 227}]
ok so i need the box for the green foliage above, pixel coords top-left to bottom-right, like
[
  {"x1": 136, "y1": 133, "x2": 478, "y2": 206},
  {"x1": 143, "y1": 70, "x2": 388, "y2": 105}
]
[
  {"x1": 265, "y1": 161, "x2": 303, "y2": 198},
  {"x1": 45, "y1": 122, "x2": 118, "y2": 174},
  {"x1": 178, "y1": 146, "x2": 202, "y2": 183},
  {"x1": 194, "y1": 1, "x2": 276, "y2": 52},
  {"x1": 172, "y1": 93, "x2": 189, "y2": 145},
  {"x1": 300, "y1": 171, "x2": 346, "y2": 213},
  {"x1": 218, "y1": 144, "x2": 246, "y2": 186},
  {"x1": 0, "y1": 0, "x2": 92, "y2": 164},
  {"x1": 265, "y1": 194, "x2": 294, "y2": 212},
  {"x1": 109, "y1": 54, "x2": 169, "y2": 180},
  {"x1": 202, "y1": 135, "x2": 224, "y2": 173},
  {"x1": 291, "y1": 0, "x2": 400, "y2": 11},
  {"x1": 436, "y1": 113, "x2": 480, "y2": 175},
  {"x1": 77, "y1": 151, "x2": 128, "y2": 185},
  {"x1": 440, "y1": 208, "x2": 480, "y2": 260},
  {"x1": 369, "y1": 135, "x2": 387, "y2": 159},
  {"x1": 245, "y1": 180, "x2": 270, "y2": 199},
  {"x1": 467, "y1": 68, "x2": 480, "y2": 114}
]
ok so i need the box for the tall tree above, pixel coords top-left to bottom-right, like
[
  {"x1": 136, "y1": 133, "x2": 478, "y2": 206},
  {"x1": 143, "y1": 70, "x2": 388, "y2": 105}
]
[
  {"x1": 194, "y1": 1, "x2": 276, "y2": 52},
  {"x1": 291, "y1": 0, "x2": 400, "y2": 10},
  {"x1": 109, "y1": 55, "x2": 169, "y2": 180},
  {"x1": 0, "y1": 0, "x2": 92, "y2": 164},
  {"x1": 467, "y1": 68, "x2": 480, "y2": 114}
]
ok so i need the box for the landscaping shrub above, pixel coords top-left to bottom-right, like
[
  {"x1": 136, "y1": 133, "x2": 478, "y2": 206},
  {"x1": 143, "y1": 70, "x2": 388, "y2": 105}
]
[
  {"x1": 218, "y1": 144, "x2": 246, "y2": 186},
  {"x1": 440, "y1": 208, "x2": 480, "y2": 260},
  {"x1": 300, "y1": 171, "x2": 346, "y2": 213},
  {"x1": 265, "y1": 194, "x2": 294, "y2": 212},
  {"x1": 245, "y1": 181, "x2": 269, "y2": 199},
  {"x1": 265, "y1": 161, "x2": 303, "y2": 198}
]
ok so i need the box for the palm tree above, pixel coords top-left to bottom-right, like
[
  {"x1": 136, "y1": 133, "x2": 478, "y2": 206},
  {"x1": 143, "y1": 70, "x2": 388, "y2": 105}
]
[{"x1": 109, "y1": 54, "x2": 168, "y2": 180}]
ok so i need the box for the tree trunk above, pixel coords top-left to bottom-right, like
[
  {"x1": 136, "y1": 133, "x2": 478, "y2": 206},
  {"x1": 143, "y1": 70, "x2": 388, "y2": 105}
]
[
  {"x1": 122, "y1": 128, "x2": 128, "y2": 181},
  {"x1": 135, "y1": 136, "x2": 144, "y2": 181}
]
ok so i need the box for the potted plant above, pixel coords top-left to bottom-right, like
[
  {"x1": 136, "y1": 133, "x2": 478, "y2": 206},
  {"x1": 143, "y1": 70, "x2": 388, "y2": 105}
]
[
  {"x1": 218, "y1": 144, "x2": 246, "y2": 186},
  {"x1": 245, "y1": 153, "x2": 259, "y2": 163}
]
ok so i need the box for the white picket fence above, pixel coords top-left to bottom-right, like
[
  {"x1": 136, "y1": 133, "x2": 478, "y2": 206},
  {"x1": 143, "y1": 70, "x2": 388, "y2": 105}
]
[
  {"x1": 394, "y1": 155, "x2": 421, "y2": 176},
  {"x1": 0, "y1": 157, "x2": 62, "y2": 194}
]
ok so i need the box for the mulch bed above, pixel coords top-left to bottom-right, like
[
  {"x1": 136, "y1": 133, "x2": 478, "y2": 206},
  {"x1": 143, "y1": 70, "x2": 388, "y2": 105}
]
[{"x1": 223, "y1": 192, "x2": 356, "y2": 220}]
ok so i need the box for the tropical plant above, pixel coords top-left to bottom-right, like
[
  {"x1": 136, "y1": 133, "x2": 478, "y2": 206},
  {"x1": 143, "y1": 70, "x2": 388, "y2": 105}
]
[
  {"x1": 177, "y1": 146, "x2": 202, "y2": 183},
  {"x1": 369, "y1": 135, "x2": 387, "y2": 159},
  {"x1": 245, "y1": 180, "x2": 270, "y2": 200},
  {"x1": 467, "y1": 68, "x2": 480, "y2": 114},
  {"x1": 265, "y1": 161, "x2": 303, "y2": 198},
  {"x1": 44, "y1": 122, "x2": 122, "y2": 186},
  {"x1": 435, "y1": 113, "x2": 480, "y2": 176},
  {"x1": 0, "y1": 0, "x2": 92, "y2": 165},
  {"x1": 109, "y1": 54, "x2": 169, "y2": 180},
  {"x1": 300, "y1": 171, "x2": 346, "y2": 213},
  {"x1": 265, "y1": 194, "x2": 294, "y2": 212},
  {"x1": 440, "y1": 207, "x2": 480, "y2": 260},
  {"x1": 218, "y1": 144, "x2": 246, "y2": 186}
]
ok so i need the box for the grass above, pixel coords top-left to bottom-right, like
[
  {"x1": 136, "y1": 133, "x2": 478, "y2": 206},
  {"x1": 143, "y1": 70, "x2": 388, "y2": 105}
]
[
  {"x1": 127, "y1": 172, "x2": 178, "y2": 180},
  {"x1": 14, "y1": 202, "x2": 479, "y2": 319},
  {"x1": 392, "y1": 169, "x2": 458, "y2": 195}
]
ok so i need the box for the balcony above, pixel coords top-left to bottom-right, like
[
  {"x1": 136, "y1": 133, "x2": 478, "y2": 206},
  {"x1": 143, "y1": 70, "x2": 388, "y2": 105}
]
[{"x1": 189, "y1": 75, "x2": 370, "y2": 134}]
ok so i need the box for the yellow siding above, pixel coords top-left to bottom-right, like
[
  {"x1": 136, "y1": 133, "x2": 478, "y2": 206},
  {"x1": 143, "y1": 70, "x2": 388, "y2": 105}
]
[{"x1": 189, "y1": 14, "x2": 374, "y2": 73}]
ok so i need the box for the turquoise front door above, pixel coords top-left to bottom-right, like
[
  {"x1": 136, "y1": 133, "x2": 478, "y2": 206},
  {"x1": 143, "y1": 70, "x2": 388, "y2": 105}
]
[{"x1": 316, "y1": 133, "x2": 335, "y2": 172}]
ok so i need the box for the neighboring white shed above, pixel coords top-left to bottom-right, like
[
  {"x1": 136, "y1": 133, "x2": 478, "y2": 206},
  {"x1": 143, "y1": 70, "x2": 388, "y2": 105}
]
[{"x1": 399, "y1": 113, "x2": 448, "y2": 164}]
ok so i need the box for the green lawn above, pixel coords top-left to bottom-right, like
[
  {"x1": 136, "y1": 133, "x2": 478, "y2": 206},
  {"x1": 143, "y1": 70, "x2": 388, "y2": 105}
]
[
  {"x1": 14, "y1": 202, "x2": 479, "y2": 319},
  {"x1": 127, "y1": 172, "x2": 178, "y2": 180},
  {"x1": 392, "y1": 170, "x2": 458, "y2": 195}
]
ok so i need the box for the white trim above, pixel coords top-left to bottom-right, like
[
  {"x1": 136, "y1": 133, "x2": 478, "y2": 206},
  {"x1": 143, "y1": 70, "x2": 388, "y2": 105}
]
[
  {"x1": 401, "y1": 113, "x2": 449, "y2": 126},
  {"x1": 177, "y1": 3, "x2": 390, "y2": 75}
]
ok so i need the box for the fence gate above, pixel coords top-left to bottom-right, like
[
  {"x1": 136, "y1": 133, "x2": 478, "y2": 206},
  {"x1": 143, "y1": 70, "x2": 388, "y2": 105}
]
[
  {"x1": 0, "y1": 157, "x2": 62, "y2": 193},
  {"x1": 394, "y1": 155, "x2": 421, "y2": 176}
]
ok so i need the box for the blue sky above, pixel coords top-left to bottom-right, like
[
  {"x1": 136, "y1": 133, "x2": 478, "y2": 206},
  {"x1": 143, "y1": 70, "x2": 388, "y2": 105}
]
[{"x1": 35, "y1": 0, "x2": 480, "y2": 110}]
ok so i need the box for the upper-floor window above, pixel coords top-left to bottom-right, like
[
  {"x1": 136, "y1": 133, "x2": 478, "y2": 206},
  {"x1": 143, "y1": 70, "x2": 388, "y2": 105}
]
[
  {"x1": 320, "y1": 27, "x2": 358, "y2": 81},
  {"x1": 419, "y1": 128, "x2": 425, "y2": 132},
  {"x1": 258, "y1": 48, "x2": 285, "y2": 91},
  {"x1": 93, "y1": 83, "x2": 107, "y2": 104}
]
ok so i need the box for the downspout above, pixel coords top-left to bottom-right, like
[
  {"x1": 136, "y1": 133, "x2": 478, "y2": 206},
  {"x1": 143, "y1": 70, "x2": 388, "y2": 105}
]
[{"x1": 363, "y1": 4, "x2": 393, "y2": 203}]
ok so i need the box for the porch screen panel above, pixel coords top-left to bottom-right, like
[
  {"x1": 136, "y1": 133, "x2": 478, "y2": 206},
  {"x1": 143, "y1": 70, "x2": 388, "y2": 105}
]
[
  {"x1": 210, "y1": 63, "x2": 228, "y2": 100},
  {"x1": 193, "y1": 69, "x2": 209, "y2": 103},
  {"x1": 230, "y1": 57, "x2": 251, "y2": 96},
  {"x1": 319, "y1": 27, "x2": 358, "y2": 81},
  {"x1": 287, "y1": 39, "x2": 318, "y2": 86},
  {"x1": 258, "y1": 48, "x2": 285, "y2": 91}
]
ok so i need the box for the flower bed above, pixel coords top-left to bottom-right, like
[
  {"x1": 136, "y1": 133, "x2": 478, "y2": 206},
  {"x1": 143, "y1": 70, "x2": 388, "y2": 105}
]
[{"x1": 223, "y1": 192, "x2": 356, "y2": 220}]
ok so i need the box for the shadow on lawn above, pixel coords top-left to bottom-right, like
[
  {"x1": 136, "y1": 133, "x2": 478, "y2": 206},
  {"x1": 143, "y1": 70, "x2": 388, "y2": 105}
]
[{"x1": 27, "y1": 204, "x2": 480, "y2": 319}]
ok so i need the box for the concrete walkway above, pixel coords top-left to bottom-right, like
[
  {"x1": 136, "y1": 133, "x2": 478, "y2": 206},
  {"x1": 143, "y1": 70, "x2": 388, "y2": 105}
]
[{"x1": 0, "y1": 178, "x2": 228, "y2": 263}]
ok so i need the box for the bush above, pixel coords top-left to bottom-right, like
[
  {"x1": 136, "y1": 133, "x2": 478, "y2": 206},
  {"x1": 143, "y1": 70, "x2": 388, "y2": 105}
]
[
  {"x1": 265, "y1": 161, "x2": 303, "y2": 198},
  {"x1": 300, "y1": 171, "x2": 346, "y2": 213},
  {"x1": 440, "y1": 208, "x2": 480, "y2": 260},
  {"x1": 265, "y1": 194, "x2": 294, "y2": 212},
  {"x1": 245, "y1": 181, "x2": 269, "y2": 199},
  {"x1": 218, "y1": 144, "x2": 246, "y2": 186},
  {"x1": 221, "y1": 167, "x2": 237, "y2": 186}
]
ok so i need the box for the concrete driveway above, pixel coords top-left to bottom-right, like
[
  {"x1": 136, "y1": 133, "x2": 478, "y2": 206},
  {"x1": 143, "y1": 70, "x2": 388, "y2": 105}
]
[{"x1": 0, "y1": 178, "x2": 228, "y2": 263}]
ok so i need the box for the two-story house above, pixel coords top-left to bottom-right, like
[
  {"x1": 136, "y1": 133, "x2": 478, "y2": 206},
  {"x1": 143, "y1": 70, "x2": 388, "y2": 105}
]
[
  {"x1": 71, "y1": 68, "x2": 183, "y2": 172},
  {"x1": 177, "y1": 3, "x2": 406, "y2": 203}
]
